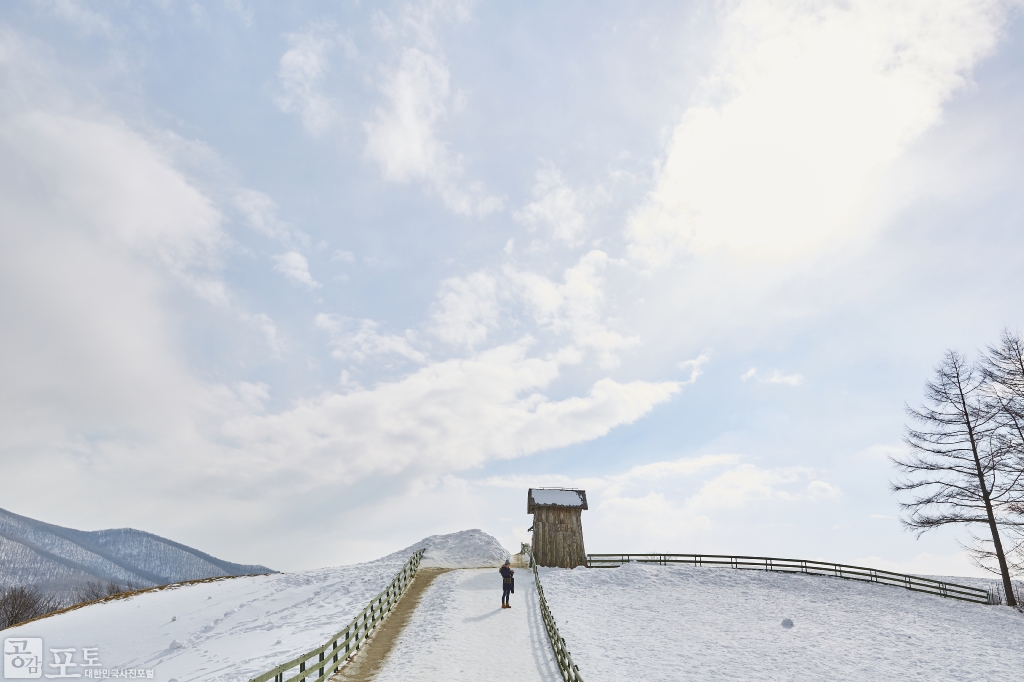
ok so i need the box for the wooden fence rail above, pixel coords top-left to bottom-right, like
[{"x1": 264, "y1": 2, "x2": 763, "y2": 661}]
[
  {"x1": 532, "y1": 562, "x2": 584, "y2": 682},
  {"x1": 587, "y1": 553, "x2": 990, "y2": 605},
  {"x1": 248, "y1": 549, "x2": 425, "y2": 682}
]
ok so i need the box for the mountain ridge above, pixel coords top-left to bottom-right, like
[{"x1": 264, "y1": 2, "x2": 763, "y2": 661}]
[{"x1": 0, "y1": 507, "x2": 273, "y2": 598}]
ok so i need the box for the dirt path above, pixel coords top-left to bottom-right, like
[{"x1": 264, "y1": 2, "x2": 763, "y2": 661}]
[{"x1": 330, "y1": 567, "x2": 452, "y2": 682}]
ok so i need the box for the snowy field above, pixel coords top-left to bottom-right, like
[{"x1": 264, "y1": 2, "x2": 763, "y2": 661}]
[
  {"x1": 539, "y1": 563, "x2": 1024, "y2": 681},
  {"x1": 4, "y1": 560, "x2": 404, "y2": 681},
  {"x1": 4, "y1": 530, "x2": 507, "y2": 681},
  {"x1": 12, "y1": 528, "x2": 1020, "y2": 682},
  {"x1": 373, "y1": 568, "x2": 560, "y2": 682}
]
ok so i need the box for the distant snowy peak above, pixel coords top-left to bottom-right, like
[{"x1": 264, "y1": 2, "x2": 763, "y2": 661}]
[
  {"x1": 379, "y1": 529, "x2": 511, "y2": 568},
  {"x1": 0, "y1": 507, "x2": 273, "y2": 597}
]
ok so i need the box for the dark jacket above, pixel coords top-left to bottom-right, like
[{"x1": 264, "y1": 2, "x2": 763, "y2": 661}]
[{"x1": 500, "y1": 565, "x2": 513, "y2": 583}]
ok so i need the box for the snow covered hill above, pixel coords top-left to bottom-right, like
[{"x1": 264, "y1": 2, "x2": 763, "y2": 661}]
[
  {"x1": 0, "y1": 507, "x2": 272, "y2": 598},
  {"x1": 1, "y1": 529, "x2": 510, "y2": 681},
  {"x1": 539, "y1": 562, "x2": 1024, "y2": 681},
  {"x1": 13, "y1": 529, "x2": 1017, "y2": 681},
  {"x1": 379, "y1": 529, "x2": 510, "y2": 568}
]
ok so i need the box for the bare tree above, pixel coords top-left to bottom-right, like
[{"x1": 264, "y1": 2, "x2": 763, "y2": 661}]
[
  {"x1": 74, "y1": 580, "x2": 131, "y2": 604},
  {"x1": 891, "y1": 350, "x2": 1018, "y2": 606},
  {"x1": 970, "y1": 329, "x2": 1024, "y2": 574},
  {"x1": 0, "y1": 586, "x2": 61, "y2": 629}
]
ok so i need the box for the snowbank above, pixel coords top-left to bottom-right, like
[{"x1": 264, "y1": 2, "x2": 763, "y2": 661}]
[
  {"x1": 539, "y1": 563, "x2": 1024, "y2": 681},
  {"x1": 378, "y1": 529, "x2": 510, "y2": 568},
  {"x1": 3, "y1": 530, "x2": 507, "y2": 681}
]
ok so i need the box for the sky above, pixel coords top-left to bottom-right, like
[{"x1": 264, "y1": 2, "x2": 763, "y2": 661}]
[{"x1": 1, "y1": 0, "x2": 1023, "y2": 576}]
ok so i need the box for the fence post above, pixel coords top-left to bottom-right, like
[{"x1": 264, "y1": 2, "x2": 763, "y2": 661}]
[
  {"x1": 247, "y1": 548, "x2": 425, "y2": 682},
  {"x1": 573, "y1": 553, "x2": 988, "y2": 603},
  {"x1": 533, "y1": 563, "x2": 585, "y2": 682}
]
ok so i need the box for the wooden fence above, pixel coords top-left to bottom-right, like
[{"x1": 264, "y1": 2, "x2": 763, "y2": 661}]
[
  {"x1": 248, "y1": 549, "x2": 425, "y2": 682},
  {"x1": 532, "y1": 563, "x2": 584, "y2": 682},
  {"x1": 587, "y1": 553, "x2": 990, "y2": 604}
]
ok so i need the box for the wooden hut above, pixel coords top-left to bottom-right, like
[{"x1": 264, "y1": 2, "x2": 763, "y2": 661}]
[{"x1": 528, "y1": 488, "x2": 588, "y2": 568}]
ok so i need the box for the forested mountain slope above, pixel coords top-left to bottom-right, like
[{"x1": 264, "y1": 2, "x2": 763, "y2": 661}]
[{"x1": 0, "y1": 507, "x2": 272, "y2": 598}]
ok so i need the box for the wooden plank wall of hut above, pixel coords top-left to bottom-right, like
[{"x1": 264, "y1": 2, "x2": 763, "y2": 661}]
[{"x1": 532, "y1": 506, "x2": 587, "y2": 568}]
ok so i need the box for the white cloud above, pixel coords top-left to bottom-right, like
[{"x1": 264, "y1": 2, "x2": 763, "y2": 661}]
[
  {"x1": 628, "y1": 0, "x2": 1009, "y2": 265},
  {"x1": 221, "y1": 339, "x2": 681, "y2": 485},
  {"x1": 240, "y1": 312, "x2": 286, "y2": 356},
  {"x1": 678, "y1": 354, "x2": 709, "y2": 384},
  {"x1": 509, "y1": 251, "x2": 640, "y2": 368},
  {"x1": 429, "y1": 271, "x2": 499, "y2": 348},
  {"x1": 8, "y1": 0, "x2": 988, "y2": 572},
  {"x1": 274, "y1": 23, "x2": 353, "y2": 136},
  {"x1": 331, "y1": 249, "x2": 355, "y2": 263},
  {"x1": 482, "y1": 456, "x2": 838, "y2": 516},
  {"x1": 223, "y1": 0, "x2": 254, "y2": 27},
  {"x1": 1, "y1": 112, "x2": 229, "y2": 306},
  {"x1": 479, "y1": 454, "x2": 735, "y2": 495},
  {"x1": 513, "y1": 165, "x2": 587, "y2": 246},
  {"x1": 234, "y1": 189, "x2": 310, "y2": 249},
  {"x1": 236, "y1": 381, "x2": 270, "y2": 410},
  {"x1": 740, "y1": 367, "x2": 804, "y2": 385},
  {"x1": 595, "y1": 454, "x2": 739, "y2": 500},
  {"x1": 37, "y1": 0, "x2": 113, "y2": 35},
  {"x1": 478, "y1": 454, "x2": 840, "y2": 553},
  {"x1": 766, "y1": 370, "x2": 803, "y2": 386},
  {"x1": 683, "y1": 464, "x2": 840, "y2": 512},
  {"x1": 478, "y1": 454, "x2": 834, "y2": 515},
  {"x1": 0, "y1": 111, "x2": 238, "y2": 479},
  {"x1": 364, "y1": 6, "x2": 502, "y2": 216},
  {"x1": 365, "y1": 48, "x2": 449, "y2": 183},
  {"x1": 316, "y1": 313, "x2": 426, "y2": 364},
  {"x1": 806, "y1": 479, "x2": 842, "y2": 499},
  {"x1": 272, "y1": 251, "x2": 320, "y2": 289}
]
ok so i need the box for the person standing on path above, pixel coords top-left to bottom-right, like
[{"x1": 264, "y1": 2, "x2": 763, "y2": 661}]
[{"x1": 500, "y1": 559, "x2": 514, "y2": 609}]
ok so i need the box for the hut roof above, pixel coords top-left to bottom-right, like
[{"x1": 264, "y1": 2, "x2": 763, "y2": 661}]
[{"x1": 527, "y1": 488, "x2": 588, "y2": 513}]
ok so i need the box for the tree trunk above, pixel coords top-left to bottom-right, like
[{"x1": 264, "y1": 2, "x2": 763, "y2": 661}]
[{"x1": 960, "y1": 380, "x2": 1017, "y2": 607}]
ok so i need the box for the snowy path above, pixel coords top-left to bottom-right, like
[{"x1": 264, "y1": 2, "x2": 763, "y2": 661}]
[{"x1": 372, "y1": 568, "x2": 561, "y2": 682}]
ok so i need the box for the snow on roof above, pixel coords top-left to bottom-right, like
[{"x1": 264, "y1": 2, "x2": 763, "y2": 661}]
[
  {"x1": 532, "y1": 489, "x2": 584, "y2": 506},
  {"x1": 528, "y1": 488, "x2": 587, "y2": 511}
]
